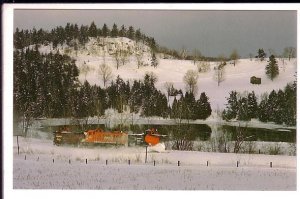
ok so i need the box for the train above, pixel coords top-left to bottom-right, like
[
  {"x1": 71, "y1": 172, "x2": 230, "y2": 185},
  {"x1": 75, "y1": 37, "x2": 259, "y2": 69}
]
[{"x1": 53, "y1": 127, "x2": 166, "y2": 147}]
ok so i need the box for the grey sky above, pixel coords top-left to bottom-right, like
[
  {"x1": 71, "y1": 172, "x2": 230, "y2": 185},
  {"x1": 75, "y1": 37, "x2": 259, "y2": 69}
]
[{"x1": 14, "y1": 9, "x2": 297, "y2": 58}]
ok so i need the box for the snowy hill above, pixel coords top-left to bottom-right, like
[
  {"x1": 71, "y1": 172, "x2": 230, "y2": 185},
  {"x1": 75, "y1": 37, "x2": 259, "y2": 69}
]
[{"x1": 36, "y1": 37, "x2": 297, "y2": 111}]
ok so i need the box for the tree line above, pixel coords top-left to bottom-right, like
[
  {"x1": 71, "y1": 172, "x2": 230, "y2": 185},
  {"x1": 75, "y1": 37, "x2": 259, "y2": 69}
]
[
  {"x1": 222, "y1": 80, "x2": 296, "y2": 126},
  {"x1": 14, "y1": 22, "x2": 158, "y2": 51}
]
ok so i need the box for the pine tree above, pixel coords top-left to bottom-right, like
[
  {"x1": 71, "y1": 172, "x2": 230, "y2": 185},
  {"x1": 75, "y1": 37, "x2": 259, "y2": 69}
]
[
  {"x1": 222, "y1": 91, "x2": 238, "y2": 120},
  {"x1": 111, "y1": 23, "x2": 119, "y2": 38},
  {"x1": 266, "y1": 90, "x2": 278, "y2": 122},
  {"x1": 247, "y1": 91, "x2": 258, "y2": 119},
  {"x1": 274, "y1": 89, "x2": 285, "y2": 124},
  {"x1": 88, "y1": 21, "x2": 98, "y2": 37},
  {"x1": 257, "y1": 48, "x2": 266, "y2": 61},
  {"x1": 265, "y1": 55, "x2": 279, "y2": 81},
  {"x1": 195, "y1": 92, "x2": 212, "y2": 120},
  {"x1": 237, "y1": 97, "x2": 250, "y2": 121},
  {"x1": 127, "y1": 26, "x2": 135, "y2": 40},
  {"x1": 135, "y1": 28, "x2": 142, "y2": 42},
  {"x1": 119, "y1": 25, "x2": 127, "y2": 37},
  {"x1": 283, "y1": 83, "x2": 296, "y2": 125},
  {"x1": 102, "y1": 23, "x2": 109, "y2": 38}
]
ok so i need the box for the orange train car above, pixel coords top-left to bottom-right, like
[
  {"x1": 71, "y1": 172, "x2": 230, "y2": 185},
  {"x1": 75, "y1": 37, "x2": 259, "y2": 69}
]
[{"x1": 83, "y1": 128, "x2": 128, "y2": 146}]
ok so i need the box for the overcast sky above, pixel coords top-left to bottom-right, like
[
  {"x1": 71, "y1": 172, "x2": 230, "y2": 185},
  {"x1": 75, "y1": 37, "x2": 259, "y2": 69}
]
[{"x1": 14, "y1": 9, "x2": 297, "y2": 58}]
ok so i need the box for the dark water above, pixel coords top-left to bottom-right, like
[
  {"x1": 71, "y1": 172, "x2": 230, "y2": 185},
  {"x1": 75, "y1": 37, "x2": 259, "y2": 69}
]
[
  {"x1": 221, "y1": 125, "x2": 296, "y2": 143},
  {"x1": 40, "y1": 123, "x2": 296, "y2": 143}
]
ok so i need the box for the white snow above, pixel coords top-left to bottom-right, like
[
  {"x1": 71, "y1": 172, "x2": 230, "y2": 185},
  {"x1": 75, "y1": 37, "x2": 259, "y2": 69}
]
[{"x1": 13, "y1": 136, "x2": 296, "y2": 190}]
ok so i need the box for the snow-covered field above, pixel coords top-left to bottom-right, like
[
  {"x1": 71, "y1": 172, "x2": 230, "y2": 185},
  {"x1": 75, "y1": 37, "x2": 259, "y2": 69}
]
[
  {"x1": 13, "y1": 136, "x2": 296, "y2": 190},
  {"x1": 37, "y1": 37, "x2": 297, "y2": 110}
]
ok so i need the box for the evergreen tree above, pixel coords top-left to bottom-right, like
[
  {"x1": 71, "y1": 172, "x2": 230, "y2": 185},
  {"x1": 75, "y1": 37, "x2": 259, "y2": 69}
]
[
  {"x1": 237, "y1": 97, "x2": 250, "y2": 121},
  {"x1": 195, "y1": 92, "x2": 212, "y2": 119},
  {"x1": 265, "y1": 55, "x2": 279, "y2": 81},
  {"x1": 222, "y1": 91, "x2": 238, "y2": 120},
  {"x1": 88, "y1": 21, "x2": 98, "y2": 37},
  {"x1": 102, "y1": 23, "x2": 110, "y2": 38},
  {"x1": 274, "y1": 89, "x2": 285, "y2": 124},
  {"x1": 129, "y1": 80, "x2": 143, "y2": 113},
  {"x1": 247, "y1": 91, "x2": 258, "y2": 119},
  {"x1": 283, "y1": 83, "x2": 297, "y2": 125},
  {"x1": 111, "y1": 23, "x2": 119, "y2": 38},
  {"x1": 79, "y1": 25, "x2": 89, "y2": 45},
  {"x1": 266, "y1": 90, "x2": 278, "y2": 122},
  {"x1": 257, "y1": 48, "x2": 266, "y2": 61},
  {"x1": 135, "y1": 28, "x2": 142, "y2": 42},
  {"x1": 257, "y1": 94, "x2": 268, "y2": 122},
  {"x1": 119, "y1": 25, "x2": 127, "y2": 37},
  {"x1": 127, "y1": 26, "x2": 135, "y2": 40}
]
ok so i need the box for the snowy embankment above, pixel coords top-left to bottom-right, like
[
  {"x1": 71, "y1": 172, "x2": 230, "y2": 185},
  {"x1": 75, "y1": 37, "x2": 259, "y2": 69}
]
[{"x1": 13, "y1": 137, "x2": 296, "y2": 190}]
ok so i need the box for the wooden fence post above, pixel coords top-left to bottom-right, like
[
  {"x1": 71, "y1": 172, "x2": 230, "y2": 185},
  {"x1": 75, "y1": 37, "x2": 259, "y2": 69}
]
[
  {"x1": 270, "y1": 162, "x2": 272, "y2": 168},
  {"x1": 178, "y1": 161, "x2": 180, "y2": 166},
  {"x1": 154, "y1": 160, "x2": 156, "y2": 166},
  {"x1": 207, "y1": 161, "x2": 208, "y2": 167},
  {"x1": 145, "y1": 146, "x2": 148, "y2": 163},
  {"x1": 17, "y1": 135, "x2": 20, "y2": 155}
]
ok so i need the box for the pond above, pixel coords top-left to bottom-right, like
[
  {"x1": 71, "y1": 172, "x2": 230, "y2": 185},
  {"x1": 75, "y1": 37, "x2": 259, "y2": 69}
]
[{"x1": 40, "y1": 123, "x2": 296, "y2": 144}]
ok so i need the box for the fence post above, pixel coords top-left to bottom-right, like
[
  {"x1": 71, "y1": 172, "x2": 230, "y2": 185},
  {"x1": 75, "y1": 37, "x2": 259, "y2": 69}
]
[
  {"x1": 53, "y1": 159, "x2": 54, "y2": 163},
  {"x1": 178, "y1": 161, "x2": 180, "y2": 166},
  {"x1": 69, "y1": 159, "x2": 71, "y2": 164},
  {"x1": 86, "y1": 159, "x2": 88, "y2": 164},
  {"x1": 128, "y1": 160, "x2": 131, "y2": 165},
  {"x1": 17, "y1": 135, "x2": 20, "y2": 155},
  {"x1": 24, "y1": 155, "x2": 26, "y2": 160},
  {"x1": 237, "y1": 161, "x2": 239, "y2": 167},
  {"x1": 270, "y1": 162, "x2": 272, "y2": 168},
  {"x1": 145, "y1": 146, "x2": 148, "y2": 163},
  {"x1": 37, "y1": 157, "x2": 39, "y2": 161},
  {"x1": 106, "y1": 160, "x2": 108, "y2": 165},
  {"x1": 207, "y1": 161, "x2": 208, "y2": 167},
  {"x1": 154, "y1": 160, "x2": 156, "y2": 166}
]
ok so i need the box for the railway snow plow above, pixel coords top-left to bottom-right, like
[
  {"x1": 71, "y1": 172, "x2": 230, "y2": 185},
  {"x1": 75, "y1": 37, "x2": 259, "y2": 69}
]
[
  {"x1": 144, "y1": 128, "x2": 167, "y2": 145},
  {"x1": 144, "y1": 128, "x2": 167, "y2": 152},
  {"x1": 83, "y1": 128, "x2": 128, "y2": 146}
]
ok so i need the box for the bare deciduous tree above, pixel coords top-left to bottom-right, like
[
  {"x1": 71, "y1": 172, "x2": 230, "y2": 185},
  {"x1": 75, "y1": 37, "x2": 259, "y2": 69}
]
[
  {"x1": 192, "y1": 49, "x2": 202, "y2": 65},
  {"x1": 230, "y1": 49, "x2": 239, "y2": 66},
  {"x1": 134, "y1": 42, "x2": 143, "y2": 69},
  {"x1": 98, "y1": 63, "x2": 112, "y2": 88},
  {"x1": 197, "y1": 61, "x2": 210, "y2": 73},
  {"x1": 183, "y1": 70, "x2": 199, "y2": 95},
  {"x1": 214, "y1": 62, "x2": 226, "y2": 86},
  {"x1": 283, "y1": 47, "x2": 296, "y2": 61}
]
